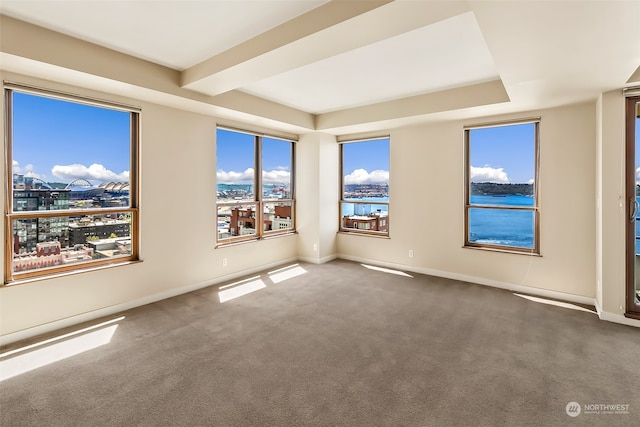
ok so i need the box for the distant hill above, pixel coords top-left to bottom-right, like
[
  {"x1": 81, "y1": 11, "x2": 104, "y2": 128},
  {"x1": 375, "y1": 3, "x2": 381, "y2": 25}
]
[{"x1": 471, "y1": 182, "x2": 533, "y2": 196}]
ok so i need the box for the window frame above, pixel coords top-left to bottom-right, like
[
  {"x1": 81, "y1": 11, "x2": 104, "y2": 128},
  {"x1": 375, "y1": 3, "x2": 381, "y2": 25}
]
[
  {"x1": 4, "y1": 83, "x2": 140, "y2": 284},
  {"x1": 339, "y1": 136, "x2": 390, "y2": 238},
  {"x1": 215, "y1": 126, "x2": 296, "y2": 246},
  {"x1": 625, "y1": 94, "x2": 640, "y2": 318},
  {"x1": 463, "y1": 118, "x2": 540, "y2": 255}
]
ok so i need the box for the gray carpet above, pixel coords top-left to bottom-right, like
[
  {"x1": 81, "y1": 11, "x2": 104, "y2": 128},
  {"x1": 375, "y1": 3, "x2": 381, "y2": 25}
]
[{"x1": 1, "y1": 259, "x2": 638, "y2": 426}]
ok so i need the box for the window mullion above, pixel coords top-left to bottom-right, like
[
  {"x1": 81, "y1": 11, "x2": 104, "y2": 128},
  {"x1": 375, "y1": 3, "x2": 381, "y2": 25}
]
[{"x1": 256, "y1": 135, "x2": 262, "y2": 237}]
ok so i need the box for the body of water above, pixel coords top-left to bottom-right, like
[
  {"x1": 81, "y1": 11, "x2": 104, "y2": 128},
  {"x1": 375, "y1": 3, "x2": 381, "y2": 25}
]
[
  {"x1": 469, "y1": 194, "x2": 535, "y2": 248},
  {"x1": 343, "y1": 194, "x2": 535, "y2": 249},
  {"x1": 341, "y1": 197, "x2": 388, "y2": 217}
]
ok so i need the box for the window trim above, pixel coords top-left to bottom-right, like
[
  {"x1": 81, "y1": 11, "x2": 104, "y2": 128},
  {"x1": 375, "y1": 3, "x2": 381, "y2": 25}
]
[
  {"x1": 339, "y1": 136, "x2": 390, "y2": 237},
  {"x1": 4, "y1": 83, "x2": 140, "y2": 284},
  {"x1": 463, "y1": 118, "x2": 540, "y2": 255},
  {"x1": 215, "y1": 126, "x2": 296, "y2": 246},
  {"x1": 625, "y1": 95, "x2": 640, "y2": 318}
]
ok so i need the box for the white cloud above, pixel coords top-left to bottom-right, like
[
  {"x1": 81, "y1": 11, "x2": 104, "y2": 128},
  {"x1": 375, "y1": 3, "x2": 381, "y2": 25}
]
[
  {"x1": 344, "y1": 168, "x2": 389, "y2": 185},
  {"x1": 217, "y1": 168, "x2": 255, "y2": 184},
  {"x1": 528, "y1": 178, "x2": 535, "y2": 185},
  {"x1": 470, "y1": 165, "x2": 509, "y2": 183},
  {"x1": 52, "y1": 163, "x2": 129, "y2": 183},
  {"x1": 636, "y1": 167, "x2": 640, "y2": 185},
  {"x1": 262, "y1": 169, "x2": 290, "y2": 185},
  {"x1": 13, "y1": 160, "x2": 43, "y2": 179},
  {"x1": 216, "y1": 168, "x2": 292, "y2": 185}
]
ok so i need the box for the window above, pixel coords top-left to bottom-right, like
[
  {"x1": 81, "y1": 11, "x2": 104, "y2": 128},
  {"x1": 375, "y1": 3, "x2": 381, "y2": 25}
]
[
  {"x1": 4, "y1": 84, "x2": 139, "y2": 283},
  {"x1": 464, "y1": 119, "x2": 539, "y2": 254},
  {"x1": 340, "y1": 137, "x2": 390, "y2": 236},
  {"x1": 216, "y1": 127, "x2": 295, "y2": 244}
]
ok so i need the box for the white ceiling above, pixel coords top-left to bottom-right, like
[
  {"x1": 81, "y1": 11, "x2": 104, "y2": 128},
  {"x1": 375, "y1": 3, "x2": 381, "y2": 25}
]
[
  {"x1": 0, "y1": 0, "x2": 330, "y2": 70},
  {"x1": 241, "y1": 11, "x2": 499, "y2": 114},
  {"x1": 1, "y1": 0, "x2": 639, "y2": 135}
]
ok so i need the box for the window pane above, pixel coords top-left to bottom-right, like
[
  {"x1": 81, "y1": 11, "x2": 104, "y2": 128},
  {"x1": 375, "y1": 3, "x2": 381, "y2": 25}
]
[
  {"x1": 216, "y1": 129, "x2": 255, "y2": 203},
  {"x1": 262, "y1": 137, "x2": 292, "y2": 201},
  {"x1": 263, "y1": 201, "x2": 294, "y2": 232},
  {"x1": 468, "y1": 208, "x2": 534, "y2": 249},
  {"x1": 469, "y1": 123, "x2": 535, "y2": 204},
  {"x1": 11, "y1": 212, "x2": 133, "y2": 274},
  {"x1": 341, "y1": 138, "x2": 389, "y2": 236},
  {"x1": 217, "y1": 203, "x2": 258, "y2": 240},
  {"x1": 12, "y1": 92, "x2": 132, "y2": 210},
  {"x1": 341, "y1": 203, "x2": 389, "y2": 233},
  {"x1": 342, "y1": 139, "x2": 389, "y2": 202}
]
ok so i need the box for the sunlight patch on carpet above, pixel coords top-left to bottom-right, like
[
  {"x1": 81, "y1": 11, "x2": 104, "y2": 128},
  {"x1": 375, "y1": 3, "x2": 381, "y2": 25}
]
[
  {"x1": 514, "y1": 293, "x2": 596, "y2": 314},
  {"x1": 219, "y1": 276, "x2": 266, "y2": 303},
  {"x1": 361, "y1": 264, "x2": 413, "y2": 278},
  {"x1": 268, "y1": 264, "x2": 307, "y2": 284},
  {"x1": 0, "y1": 317, "x2": 123, "y2": 381}
]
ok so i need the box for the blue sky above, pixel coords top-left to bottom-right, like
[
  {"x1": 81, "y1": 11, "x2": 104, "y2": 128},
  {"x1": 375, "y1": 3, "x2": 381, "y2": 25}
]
[
  {"x1": 342, "y1": 138, "x2": 390, "y2": 185},
  {"x1": 469, "y1": 122, "x2": 535, "y2": 184},
  {"x1": 10, "y1": 93, "x2": 554, "y2": 188},
  {"x1": 216, "y1": 129, "x2": 292, "y2": 186},
  {"x1": 12, "y1": 92, "x2": 131, "y2": 184}
]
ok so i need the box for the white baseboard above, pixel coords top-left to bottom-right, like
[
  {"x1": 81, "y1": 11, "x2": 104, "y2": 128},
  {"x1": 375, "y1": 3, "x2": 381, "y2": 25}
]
[
  {"x1": 594, "y1": 296, "x2": 640, "y2": 327},
  {"x1": 0, "y1": 257, "x2": 299, "y2": 347},
  {"x1": 337, "y1": 254, "x2": 596, "y2": 307},
  {"x1": 598, "y1": 310, "x2": 640, "y2": 327},
  {"x1": 594, "y1": 298, "x2": 603, "y2": 316}
]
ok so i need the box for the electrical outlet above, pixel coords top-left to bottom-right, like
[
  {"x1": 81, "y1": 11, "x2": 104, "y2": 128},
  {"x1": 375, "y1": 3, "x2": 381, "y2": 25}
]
[
  {"x1": 313, "y1": 243, "x2": 318, "y2": 252},
  {"x1": 222, "y1": 258, "x2": 227, "y2": 267},
  {"x1": 409, "y1": 250, "x2": 414, "y2": 258}
]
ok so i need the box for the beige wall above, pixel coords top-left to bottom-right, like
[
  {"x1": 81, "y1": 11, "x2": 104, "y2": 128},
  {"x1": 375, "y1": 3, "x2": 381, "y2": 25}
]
[
  {"x1": 1, "y1": 72, "x2": 637, "y2": 341},
  {"x1": 296, "y1": 133, "x2": 339, "y2": 263},
  {"x1": 337, "y1": 102, "x2": 597, "y2": 300},
  {"x1": 0, "y1": 72, "x2": 298, "y2": 338},
  {"x1": 597, "y1": 90, "x2": 627, "y2": 316}
]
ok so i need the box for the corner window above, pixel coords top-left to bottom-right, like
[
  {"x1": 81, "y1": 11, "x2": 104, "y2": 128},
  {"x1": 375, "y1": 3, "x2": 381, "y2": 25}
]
[
  {"x1": 216, "y1": 127, "x2": 295, "y2": 244},
  {"x1": 4, "y1": 84, "x2": 139, "y2": 283},
  {"x1": 464, "y1": 119, "x2": 540, "y2": 254},
  {"x1": 340, "y1": 137, "x2": 390, "y2": 236}
]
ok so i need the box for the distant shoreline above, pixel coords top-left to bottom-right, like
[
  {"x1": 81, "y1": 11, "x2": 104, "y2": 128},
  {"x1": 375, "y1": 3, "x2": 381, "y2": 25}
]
[{"x1": 471, "y1": 182, "x2": 533, "y2": 196}]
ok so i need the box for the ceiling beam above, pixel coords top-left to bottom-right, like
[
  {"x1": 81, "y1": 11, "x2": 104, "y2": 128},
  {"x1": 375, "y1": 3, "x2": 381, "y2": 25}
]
[
  {"x1": 181, "y1": 0, "x2": 392, "y2": 94},
  {"x1": 0, "y1": 15, "x2": 316, "y2": 132},
  {"x1": 315, "y1": 80, "x2": 510, "y2": 131},
  {"x1": 181, "y1": 0, "x2": 470, "y2": 97}
]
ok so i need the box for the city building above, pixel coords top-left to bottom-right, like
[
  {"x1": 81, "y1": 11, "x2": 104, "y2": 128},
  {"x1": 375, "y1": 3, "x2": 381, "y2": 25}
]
[
  {"x1": 12, "y1": 174, "x2": 71, "y2": 253},
  {"x1": 342, "y1": 213, "x2": 388, "y2": 233},
  {"x1": 12, "y1": 241, "x2": 93, "y2": 272},
  {"x1": 68, "y1": 216, "x2": 131, "y2": 247},
  {"x1": 228, "y1": 204, "x2": 292, "y2": 236},
  {"x1": 11, "y1": 174, "x2": 131, "y2": 262},
  {"x1": 270, "y1": 205, "x2": 293, "y2": 230}
]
